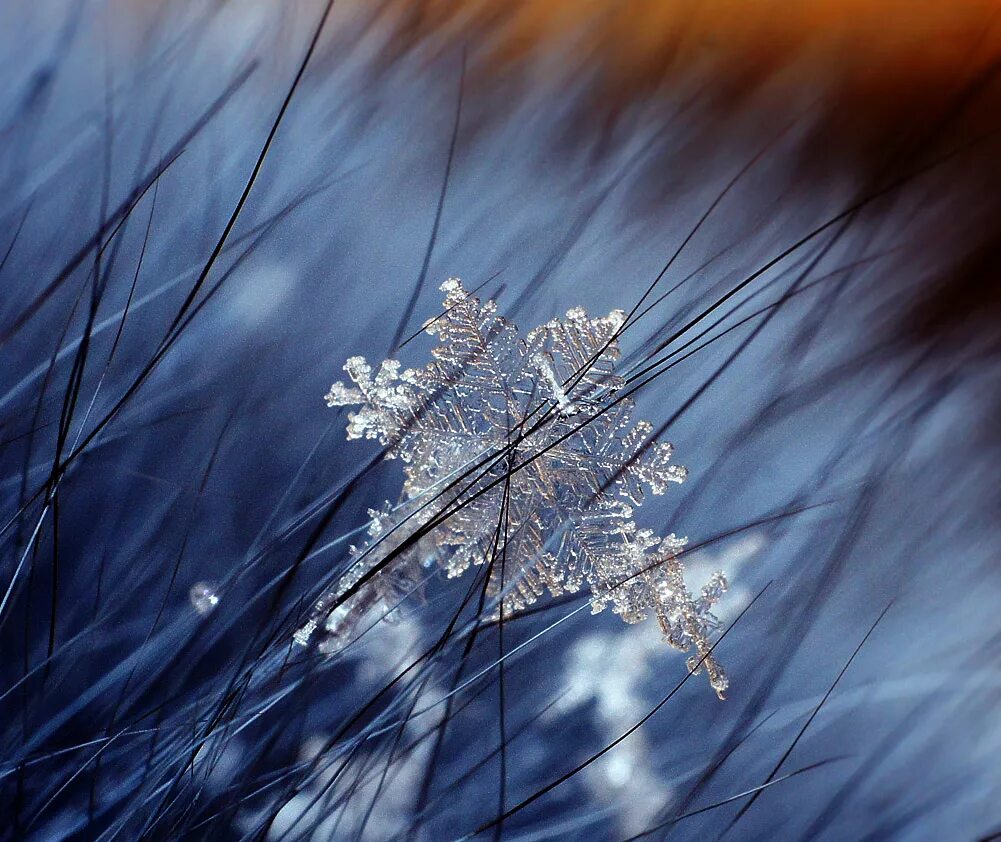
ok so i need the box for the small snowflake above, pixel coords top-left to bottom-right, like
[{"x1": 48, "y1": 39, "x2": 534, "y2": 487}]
[{"x1": 302, "y1": 279, "x2": 729, "y2": 698}]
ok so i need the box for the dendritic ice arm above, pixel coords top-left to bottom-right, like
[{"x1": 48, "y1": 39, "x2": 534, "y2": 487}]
[
  {"x1": 323, "y1": 357, "x2": 419, "y2": 447},
  {"x1": 301, "y1": 277, "x2": 731, "y2": 698}
]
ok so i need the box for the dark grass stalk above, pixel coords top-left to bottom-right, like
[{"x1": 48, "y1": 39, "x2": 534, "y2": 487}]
[{"x1": 389, "y1": 48, "x2": 466, "y2": 351}]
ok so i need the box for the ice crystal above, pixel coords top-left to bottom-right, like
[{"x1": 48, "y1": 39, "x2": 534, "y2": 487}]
[{"x1": 301, "y1": 278, "x2": 729, "y2": 697}]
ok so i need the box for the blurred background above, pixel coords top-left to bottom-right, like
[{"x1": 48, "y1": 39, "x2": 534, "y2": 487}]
[{"x1": 1, "y1": 1, "x2": 999, "y2": 839}]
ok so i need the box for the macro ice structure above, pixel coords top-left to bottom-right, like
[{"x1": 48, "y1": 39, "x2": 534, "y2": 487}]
[{"x1": 297, "y1": 278, "x2": 729, "y2": 697}]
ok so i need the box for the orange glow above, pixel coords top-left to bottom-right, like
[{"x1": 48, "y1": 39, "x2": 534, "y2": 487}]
[
  {"x1": 378, "y1": 0, "x2": 1001, "y2": 86},
  {"x1": 375, "y1": 0, "x2": 1001, "y2": 136}
]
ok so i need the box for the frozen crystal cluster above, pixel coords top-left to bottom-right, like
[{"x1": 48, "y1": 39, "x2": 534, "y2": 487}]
[{"x1": 297, "y1": 278, "x2": 729, "y2": 697}]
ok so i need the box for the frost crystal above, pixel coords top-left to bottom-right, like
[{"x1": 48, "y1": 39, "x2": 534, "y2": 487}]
[{"x1": 305, "y1": 278, "x2": 729, "y2": 697}]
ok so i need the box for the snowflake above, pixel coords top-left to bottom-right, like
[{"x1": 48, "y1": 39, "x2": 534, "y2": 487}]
[{"x1": 298, "y1": 278, "x2": 729, "y2": 698}]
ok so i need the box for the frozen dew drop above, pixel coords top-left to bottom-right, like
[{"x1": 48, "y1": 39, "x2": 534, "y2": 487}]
[{"x1": 189, "y1": 582, "x2": 220, "y2": 616}]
